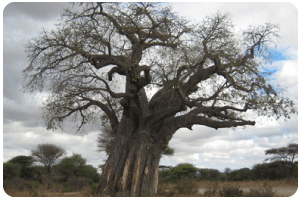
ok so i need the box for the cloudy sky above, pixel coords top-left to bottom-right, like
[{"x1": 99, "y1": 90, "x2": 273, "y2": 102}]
[{"x1": 2, "y1": 2, "x2": 298, "y2": 173}]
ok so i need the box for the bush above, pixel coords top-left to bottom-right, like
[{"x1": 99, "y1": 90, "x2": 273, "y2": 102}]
[
  {"x1": 174, "y1": 179, "x2": 198, "y2": 195},
  {"x1": 4, "y1": 177, "x2": 27, "y2": 194},
  {"x1": 68, "y1": 176, "x2": 87, "y2": 191},
  {"x1": 167, "y1": 163, "x2": 198, "y2": 182},
  {"x1": 244, "y1": 183, "x2": 276, "y2": 197},
  {"x1": 61, "y1": 182, "x2": 73, "y2": 193},
  {"x1": 204, "y1": 181, "x2": 219, "y2": 197},
  {"x1": 26, "y1": 180, "x2": 40, "y2": 190},
  {"x1": 3, "y1": 162, "x2": 21, "y2": 180},
  {"x1": 218, "y1": 186, "x2": 244, "y2": 197},
  {"x1": 198, "y1": 168, "x2": 220, "y2": 181},
  {"x1": 244, "y1": 187, "x2": 276, "y2": 197}
]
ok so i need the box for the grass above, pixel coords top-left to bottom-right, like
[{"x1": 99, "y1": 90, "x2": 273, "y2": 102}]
[
  {"x1": 4, "y1": 185, "x2": 98, "y2": 197},
  {"x1": 4, "y1": 178, "x2": 297, "y2": 197},
  {"x1": 156, "y1": 179, "x2": 298, "y2": 197}
]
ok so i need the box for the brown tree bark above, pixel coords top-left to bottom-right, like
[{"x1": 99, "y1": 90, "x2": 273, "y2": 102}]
[
  {"x1": 98, "y1": 89, "x2": 169, "y2": 196},
  {"x1": 99, "y1": 132, "x2": 164, "y2": 196}
]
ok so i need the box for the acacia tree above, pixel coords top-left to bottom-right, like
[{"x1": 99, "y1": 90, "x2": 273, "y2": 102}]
[
  {"x1": 31, "y1": 143, "x2": 66, "y2": 175},
  {"x1": 24, "y1": 3, "x2": 295, "y2": 196},
  {"x1": 265, "y1": 143, "x2": 298, "y2": 176}
]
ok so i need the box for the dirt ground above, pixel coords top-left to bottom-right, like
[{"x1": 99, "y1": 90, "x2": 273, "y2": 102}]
[
  {"x1": 197, "y1": 187, "x2": 297, "y2": 197},
  {"x1": 5, "y1": 179, "x2": 298, "y2": 197}
]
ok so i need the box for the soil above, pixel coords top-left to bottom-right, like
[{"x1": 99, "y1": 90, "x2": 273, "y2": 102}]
[{"x1": 197, "y1": 186, "x2": 298, "y2": 197}]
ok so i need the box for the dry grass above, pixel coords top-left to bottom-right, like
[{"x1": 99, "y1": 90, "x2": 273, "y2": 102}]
[
  {"x1": 156, "y1": 178, "x2": 298, "y2": 197},
  {"x1": 4, "y1": 184, "x2": 98, "y2": 197},
  {"x1": 5, "y1": 179, "x2": 297, "y2": 197},
  {"x1": 196, "y1": 178, "x2": 297, "y2": 189}
]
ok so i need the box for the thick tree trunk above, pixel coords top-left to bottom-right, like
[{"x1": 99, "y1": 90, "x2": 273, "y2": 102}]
[
  {"x1": 98, "y1": 128, "x2": 164, "y2": 196},
  {"x1": 98, "y1": 89, "x2": 170, "y2": 196}
]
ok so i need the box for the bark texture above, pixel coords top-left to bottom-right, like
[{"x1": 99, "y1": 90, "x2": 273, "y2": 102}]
[{"x1": 98, "y1": 89, "x2": 171, "y2": 197}]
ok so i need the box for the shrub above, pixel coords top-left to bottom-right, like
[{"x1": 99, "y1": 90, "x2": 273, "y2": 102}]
[
  {"x1": 26, "y1": 180, "x2": 40, "y2": 190},
  {"x1": 244, "y1": 183, "x2": 276, "y2": 197},
  {"x1": 3, "y1": 177, "x2": 27, "y2": 195},
  {"x1": 244, "y1": 187, "x2": 276, "y2": 197},
  {"x1": 156, "y1": 181, "x2": 175, "y2": 197},
  {"x1": 174, "y1": 179, "x2": 198, "y2": 195},
  {"x1": 204, "y1": 181, "x2": 219, "y2": 197},
  {"x1": 218, "y1": 186, "x2": 244, "y2": 197},
  {"x1": 90, "y1": 183, "x2": 99, "y2": 196},
  {"x1": 68, "y1": 176, "x2": 87, "y2": 191},
  {"x1": 61, "y1": 182, "x2": 73, "y2": 193},
  {"x1": 3, "y1": 162, "x2": 21, "y2": 180},
  {"x1": 167, "y1": 163, "x2": 198, "y2": 182}
]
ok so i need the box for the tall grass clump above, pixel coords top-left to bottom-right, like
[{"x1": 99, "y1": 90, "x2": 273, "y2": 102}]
[
  {"x1": 218, "y1": 186, "x2": 244, "y2": 197},
  {"x1": 204, "y1": 181, "x2": 219, "y2": 197},
  {"x1": 174, "y1": 179, "x2": 198, "y2": 195},
  {"x1": 244, "y1": 182, "x2": 277, "y2": 197}
]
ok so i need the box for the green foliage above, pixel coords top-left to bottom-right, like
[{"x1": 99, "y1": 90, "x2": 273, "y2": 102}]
[
  {"x1": 56, "y1": 153, "x2": 99, "y2": 183},
  {"x1": 7, "y1": 155, "x2": 35, "y2": 180},
  {"x1": 26, "y1": 180, "x2": 40, "y2": 190},
  {"x1": 161, "y1": 163, "x2": 197, "y2": 182},
  {"x1": 8, "y1": 155, "x2": 35, "y2": 168},
  {"x1": 252, "y1": 161, "x2": 296, "y2": 180},
  {"x1": 228, "y1": 168, "x2": 251, "y2": 181},
  {"x1": 174, "y1": 179, "x2": 198, "y2": 194},
  {"x1": 57, "y1": 153, "x2": 86, "y2": 181},
  {"x1": 159, "y1": 160, "x2": 297, "y2": 184},
  {"x1": 30, "y1": 166, "x2": 47, "y2": 183},
  {"x1": 3, "y1": 162, "x2": 21, "y2": 180},
  {"x1": 162, "y1": 146, "x2": 175, "y2": 156},
  {"x1": 61, "y1": 181, "x2": 73, "y2": 193},
  {"x1": 67, "y1": 176, "x2": 88, "y2": 191},
  {"x1": 198, "y1": 168, "x2": 220, "y2": 181},
  {"x1": 80, "y1": 165, "x2": 100, "y2": 183}
]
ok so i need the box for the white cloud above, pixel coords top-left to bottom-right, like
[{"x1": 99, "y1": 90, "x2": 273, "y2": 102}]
[{"x1": 276, "y1": 60, "x2": 298, "y2": 87}]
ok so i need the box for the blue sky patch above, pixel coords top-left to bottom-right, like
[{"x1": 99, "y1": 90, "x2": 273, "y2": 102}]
[{"x1": 270, "y1": 49, "x2": 292, "y2": 61}]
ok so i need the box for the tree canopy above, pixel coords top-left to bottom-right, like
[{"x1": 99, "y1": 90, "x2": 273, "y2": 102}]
[
  {"x1": 24, "y1": 3, "x2": 295, "y2": 134},
  {"x1": 31, "y1": 143, "x2": 66, "y2": 175},
  {"x1": 265, "y1": 143, "x2": 298, "y2": 163}
]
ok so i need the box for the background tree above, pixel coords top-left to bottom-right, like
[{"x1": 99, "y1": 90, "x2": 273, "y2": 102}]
[
  {"x1": 3, "y1": 162, "x2": 21, "y2": 180},
  {"x1": 159, "y1": 163, "x2": 197, "y2": 182},
  {"x1": 56, "y1": 153, "x2": 86, "y2": 182},
  {"x1": 265, "y1": 143, "x2": 298, "y2": 176},
  {"x1": 31, "y1": 143, "x2": 66, "y2": 175},
  {"x1": 198, "y1": 168, "x2": 221, "y2": 181},
  {"x1": 7, "y1": 155, "x2": 35, "y2": 180},
  {"x1": 23, "y1": 2, "x2": 295, "y2": 196},
  {"x1": 56, "y1": 153, "x2": 100, "y2": 191}
]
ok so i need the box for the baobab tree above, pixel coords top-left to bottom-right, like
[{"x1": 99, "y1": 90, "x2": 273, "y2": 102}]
[{"x1": 23, "y1": 3, "x2": 295, "y2": 196}]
